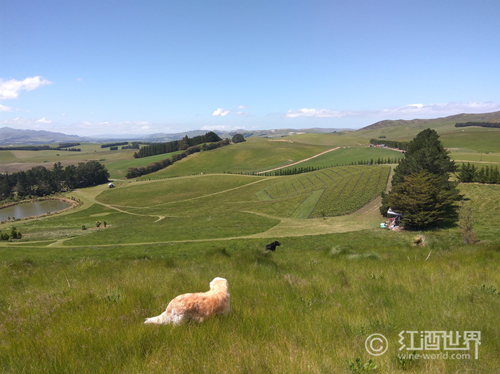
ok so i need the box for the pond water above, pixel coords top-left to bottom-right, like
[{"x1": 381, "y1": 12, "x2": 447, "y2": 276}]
[{"x1": 0, "y1": 200, "x2": 72, "y2": 221}]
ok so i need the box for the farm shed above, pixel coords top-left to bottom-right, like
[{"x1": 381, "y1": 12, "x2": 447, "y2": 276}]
[{"x1": 386, "y1": 208, "x2": 402, "y2": 229}]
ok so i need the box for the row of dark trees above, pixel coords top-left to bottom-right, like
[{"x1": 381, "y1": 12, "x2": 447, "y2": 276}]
[
  {"x1": 457, "y1": 163, "x2": 500, "y2": 184},
  {"x1": 126, "y1": 139, "x2": 230, "y2": 178},
  {"x1": 0, "y1": 161, "x2": 109, "y2": 201},
  {"x1": 369, "y1": 139, "x2": 410, "y2": 150},
  {"x1": 121, "y1": 142, "x2": 141, "y2": 150},
  {"x1": 133, "y1": 132, "x2": 222, "y2": 158},
  {"x1": 0, "y1": 144, "x2": 81, "y2": 151},
  {"x1": 455, "y1": 122, "x2": 500, "y2": 128},
  {"x1": 101, "y1": 142, "x2": 129, "y2": 148}
]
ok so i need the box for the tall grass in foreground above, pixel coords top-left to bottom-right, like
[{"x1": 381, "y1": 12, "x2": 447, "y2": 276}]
[{"x1": 1, "y1": 240, "x2": 499, "y2": 373}]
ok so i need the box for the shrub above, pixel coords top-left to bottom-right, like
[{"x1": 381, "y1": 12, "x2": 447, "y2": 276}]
[{"x1": 458, "y1": 201, "x2": 477, "y2": 244}]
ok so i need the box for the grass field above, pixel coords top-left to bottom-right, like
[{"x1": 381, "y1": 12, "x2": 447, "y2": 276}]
[
  {"x1": 134, "y1": 137, "x2": 331, "y2": 179},
  {"x1": 1, "y1": 183, "x2": 499, "y2": 373},
  {"x1": 1, "y1": 129, "x2": 500, "y2": 373},
  {"x1": 277, "y1": 146, "x2": 403, "y2": 172}
]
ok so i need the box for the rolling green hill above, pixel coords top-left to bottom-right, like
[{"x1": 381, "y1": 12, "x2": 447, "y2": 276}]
[
  {"x1": 357, "y1": 110, "x2": 500, "y2": 138},
  {"x1": 2, "y1": 122, "x2": 500, "y2": 373},
  {"x1": 135, "y1": 137, "x2": 331, "y2": 178}
]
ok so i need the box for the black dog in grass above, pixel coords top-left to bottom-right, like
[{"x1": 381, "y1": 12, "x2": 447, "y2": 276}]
[{"x1": 265, "y1": 241, "x2": 281, "y2": 251}]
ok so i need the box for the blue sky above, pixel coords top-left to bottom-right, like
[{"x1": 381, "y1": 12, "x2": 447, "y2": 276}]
[{"x1": 1, "y1": 0, "x2": 500, "y2": 136}]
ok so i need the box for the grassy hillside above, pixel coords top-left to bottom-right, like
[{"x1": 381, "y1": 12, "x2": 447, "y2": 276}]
[
  {"x1": 278, "y1": 146, "x2": 403, "y2": 171},
  {"x1": 4, "y1": 165, "x2": 389, "y2": 247},
  {"x1": 356, "y1": 111, "x2": 500, "y2": 140},
  {"x1": 0, "y1": 182, "x2": 499, "y2": 373},
  {"x1": 1, "y1": 121, "x2": 500, "y2": 372},
  {"x1": 135, "y1": 137, "x2": 331, "y2": 178}
]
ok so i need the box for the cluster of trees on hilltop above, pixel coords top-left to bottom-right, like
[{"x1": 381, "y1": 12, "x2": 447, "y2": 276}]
[
  {"x1": 0, "y1": 161, "x2": 109, "y2": 201},
  {"x1": 381, "y1": 128, "x2": 461, "y2": 229},
  {"x1": 126, "y1": 139, "x2": 230, "y2": 178},
  {"x1": 134, "y1": 132, "x2": 222, "y2": 158},
  {"x1": 457, "y1": 163, "x2": 500, "y2": 184},
  {"x1": 232, "y1": 134, "x2": 246, "y2": 143},
  {"x1": 455, "y1": 122, "x2": 500, "y2": 129},
  {"x1": 121, "y1": 142, "x2": 141, "y2": 150}
]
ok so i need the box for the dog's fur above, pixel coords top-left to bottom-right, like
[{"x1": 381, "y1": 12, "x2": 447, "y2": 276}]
[
  {"x1": 144, "y1": 277, "x2": 230, "y2": 325},
  {"x1": 265, "y1": 241, "x2": 281, "y2": 251}
]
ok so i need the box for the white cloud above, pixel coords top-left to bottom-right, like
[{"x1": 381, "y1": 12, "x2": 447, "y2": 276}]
[
  {"x1": 235, "y1": 110, "x2": 250, "y2": 116},
  {"x1": 0, "y1": 76, "x2": 52, "y2": 100},
  {"x1": 0, "y1": 104, "x2": 12, "y2": 112},
  {"x1": 0, "y1": 117, "x2": 47, "y2": 130},
  {"x1": 237, "y1": 105, "x2": 248, "y2": 109},
  {"x1": 201, "y1": 125, "x2": 244, "y2": 132},
  {"x1": 211, "y1": 108, "x2": 230, "y2": 117},
  {"x1": 36, "y1": 117, "x2": 53, "y2": 124},
  {"x1": 284, "y1": 108, "x2": 345, "y2": 118},
  {"x1": 285, "y1": 102, "x2": 500, "y2": 119},
  {"x1": 76, "y1": 120, "x2": 155, "y2": 134},
  {"x1": 380, "y1": 102, "x2": 500, "y2": 115}
]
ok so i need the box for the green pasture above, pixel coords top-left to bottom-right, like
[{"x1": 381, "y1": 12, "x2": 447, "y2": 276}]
[
  {"x1": 0, "y1": 151, "x2": 17, "y2": 165},
  {"x1": 260, "y1": 165, "x2": 390, "y2": 218},
  {"x1": 0, "y1": 143, "x2": 138, "y2": 174},
  {"x1": 2, "y1": 126, "x2": 500, "y2": 178},
  {"x1": 1, "y1": 128, "x2": 500, "y2": 372},
  {"x1": 1, "y1": 166, "x2": 391, "y2": 247},
  {"x1": 356, "y1": 122, "x2": 455, "y2": 141},
  {"x1": 278, "y1": 146, "x2": 403, "y2": 172},
  {"x1": 440, "y1": 128, "x2": 500, "y2": 153},
  {"x1": 1, "y1": 187, "x2": 500, "y2": 373},
  {"x1": 104, "y1": 151, "x2": 182, "y2": 179},
  {"x1": 281, "y1": 131, "x2": 368, "y2": 147},
  {"x1": 135, "y1": 137, "x2": 331, "y2": 179}
]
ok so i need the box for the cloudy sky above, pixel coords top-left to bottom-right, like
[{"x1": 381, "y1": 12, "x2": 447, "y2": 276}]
[{"x1": 1, "y1": 0, "x2": 499, "y2": 136}]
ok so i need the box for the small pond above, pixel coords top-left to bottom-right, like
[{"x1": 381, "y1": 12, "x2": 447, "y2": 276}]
[{"x1": 0, "y1": 200, "x2": 72, "y2": 221}]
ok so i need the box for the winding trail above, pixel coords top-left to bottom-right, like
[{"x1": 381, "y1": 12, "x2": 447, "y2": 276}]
[{"x1": 0, "y1": 149, "x2": 387, "y2": 249}]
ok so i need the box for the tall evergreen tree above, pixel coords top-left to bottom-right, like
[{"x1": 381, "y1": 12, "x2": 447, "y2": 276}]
[
  {"x1": 381, "y1": 128, "x2": 462, "y2": 228},
  {"x1": 391, "y1": 128, "x2": 457, "y2": 186}
]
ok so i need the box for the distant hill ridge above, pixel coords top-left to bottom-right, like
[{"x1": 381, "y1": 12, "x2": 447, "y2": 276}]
[
  {"x1": 359, "y1": 111, "x2": 500, "y2": 131},
  {"x1": 0, "y1": 127, "x2": 346, "y2": 145}
]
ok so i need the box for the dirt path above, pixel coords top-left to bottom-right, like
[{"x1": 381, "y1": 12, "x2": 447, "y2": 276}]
[{"x1": 256, "y1": 147, "x2": 340, "y2": 174}]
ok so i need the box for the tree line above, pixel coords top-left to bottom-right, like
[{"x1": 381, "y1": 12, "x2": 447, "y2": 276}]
[
  {"x1": 101, "y1": 142, "x2": 129, "y2": 148},
  {"x1": 133, "y1": 132, "x2": 222, "y2": 158},
  {"x1": 0, "y1": 143, "x2": 81, "y2": 151},
  {"x1": 457, "y1": 163, "x2": 500, "y2": 184},
  {"x1": 126, "y1": 139, "x2": 230, "y2": 178},
  {"x1": 0, "y1": 161, "x2": 109, "y2": 201},
  {"x1": 369, "y1": 139, "x2": 409, "y2": 150},
  {"x1": 455, "y1": 122, "x2": 500, "y2": 129}
]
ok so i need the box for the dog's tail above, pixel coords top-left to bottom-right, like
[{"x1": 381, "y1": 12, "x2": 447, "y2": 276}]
[{"x1": 144, "y1": 310, "x2": 171, "y2": 325}]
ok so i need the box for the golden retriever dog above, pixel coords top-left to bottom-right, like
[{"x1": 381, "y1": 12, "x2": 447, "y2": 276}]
[{"x1": 144, "y1": 277, "x2": 230, "y2": 325}]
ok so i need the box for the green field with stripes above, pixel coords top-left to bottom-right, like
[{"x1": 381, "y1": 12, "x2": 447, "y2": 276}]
[{"x1": 258, "y1": 165, "x2": 390, "y2": 218}]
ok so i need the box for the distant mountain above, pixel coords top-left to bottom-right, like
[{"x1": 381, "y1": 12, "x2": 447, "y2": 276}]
[
  {"x1": 0, "y1": 127, "x2": 352, "y2": 146},
  {"x1": 142, "y1": 130, "x2": 214, "y2": 143},
  {"x1": 0, "y1": 127, "x2": 91, "y2": 145},
  {"x1": 359, "y1": 111, "x2": 500, "y2": 131}
]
